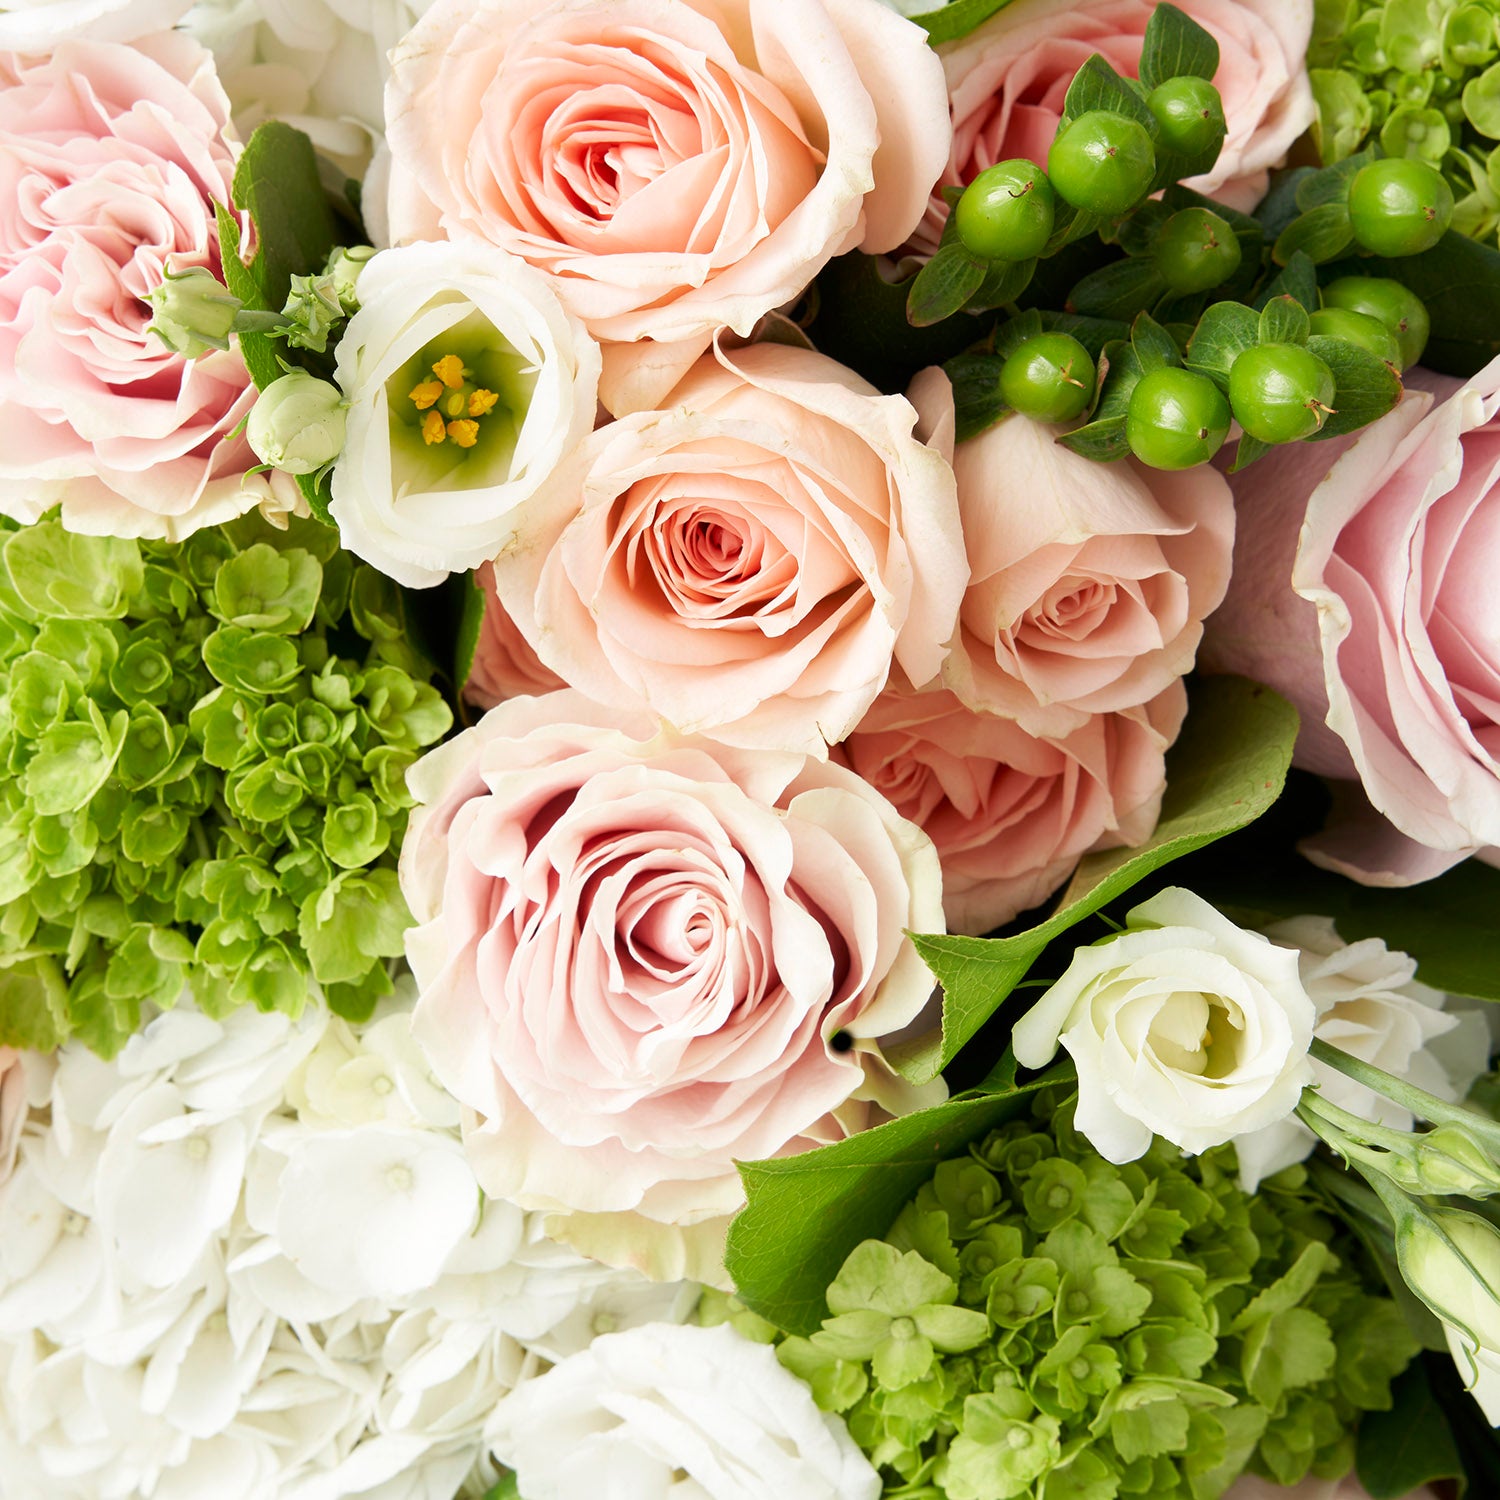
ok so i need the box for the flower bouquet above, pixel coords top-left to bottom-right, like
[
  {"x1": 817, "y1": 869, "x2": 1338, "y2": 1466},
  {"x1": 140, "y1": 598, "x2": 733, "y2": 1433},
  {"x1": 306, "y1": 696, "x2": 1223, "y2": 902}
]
[{"x1": 3, "y1": 0, "x2": 1500, "y2": 1495}]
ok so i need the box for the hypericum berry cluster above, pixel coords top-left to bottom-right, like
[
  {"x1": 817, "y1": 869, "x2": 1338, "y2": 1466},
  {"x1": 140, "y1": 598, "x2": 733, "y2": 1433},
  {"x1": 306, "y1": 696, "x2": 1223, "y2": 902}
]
[
  {"x1": 0, "y1": 512, "x2": 451, "y2": 1054},
  {"x1": 780, "y1": 1091, "x2": 1416, "y2": 1500}
]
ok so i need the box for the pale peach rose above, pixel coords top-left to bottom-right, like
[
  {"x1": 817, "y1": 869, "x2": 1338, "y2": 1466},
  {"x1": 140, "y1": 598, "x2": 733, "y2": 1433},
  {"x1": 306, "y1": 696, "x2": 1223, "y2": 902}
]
[
  {"x1": 383, "y1": 0, "x2": 951, "y2": 414},
  {"x1": 913, "y1": 0, "x2": 1313, "y2": 253},
  {"x1": 0, "y1": 1049, "x2": 23, "y2": 1187},
  {"x1": 401, "y1": 690, "x2": 944, "y2": 1279},
  {"x1": 490, "y1": 343, "x2": 967, "y2": 757},
  {"x1": 1202, "y1": 364, "x2": 1500, "y2": 885},
  {"x1": 0, "y1": 36, "x2": 296, "y2": 538},
  {"x1": 463, "y1": 560, "x2": 566, "y2": 711},
  {"x1": 839, "y1": 676, "x2": 1185, "y2": 935},
  {"x1": 909, "y1": 368, "x2": 1234, "y2": 738}
]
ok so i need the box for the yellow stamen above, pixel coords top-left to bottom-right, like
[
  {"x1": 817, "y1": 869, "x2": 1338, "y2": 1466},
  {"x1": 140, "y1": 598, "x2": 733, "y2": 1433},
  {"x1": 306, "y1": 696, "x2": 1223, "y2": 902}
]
[
  {"x1": 445, "y1": 391, "x2": 466, "y2": 418},
  {"x1": 431, "y1": 354, "x2": 466, "y2": 389},
  {"x1": 421, "y1": 410, "x2": 446, "y2": 445},
  {"x1": 409, "y1": 379, "x2": 443, "y2": 411},
  {"x1": 468, "y1": 388, "x2": 499, "y2": 418},
  {"x1": 446, "y1": 418, "x2": 480, "y2": 448}
]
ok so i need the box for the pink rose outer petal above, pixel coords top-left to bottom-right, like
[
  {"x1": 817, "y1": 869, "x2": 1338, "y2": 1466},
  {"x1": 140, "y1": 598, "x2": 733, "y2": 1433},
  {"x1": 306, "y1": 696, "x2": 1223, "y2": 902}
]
[{"x1": 1202, "y1": 364, "x2": 1500, "y2": 884}]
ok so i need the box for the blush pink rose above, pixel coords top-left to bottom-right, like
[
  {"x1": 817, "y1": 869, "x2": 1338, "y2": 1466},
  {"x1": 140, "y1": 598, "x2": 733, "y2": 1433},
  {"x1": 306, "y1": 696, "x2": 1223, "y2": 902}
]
[
  {"x1": 401, "y1": 690, "x2": 944, "y2": 1274},
  {"x1": 462, "y1": 561, "x2": 567, "y2": 712},
  {"x1": 0, "y1": 36, "x2": 296, "y2": 538},
  {"x1": 839, "y1": 676, "x2": 1185, "y2": 935},
  {"x1": 1202, "y1": 364, "x2": 1500, "y2": 885},
  {"x1": 913, "y1": 0, "x2": 1313, "y2": 253},
  {"x1": 383, "y1": 0, "x2": 951, "y2": 414},
  {"x1": 489, "y1": 343, "x2": 967, "y2": 757},
  {"x1": 909, "y1": 367, "x2": 1234, "y2": 737}
]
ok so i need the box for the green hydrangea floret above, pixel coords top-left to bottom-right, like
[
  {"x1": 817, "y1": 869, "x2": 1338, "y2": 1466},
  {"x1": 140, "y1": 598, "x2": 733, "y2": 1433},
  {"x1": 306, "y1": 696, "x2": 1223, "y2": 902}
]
[
  {"x1": 786, "y1": 1090, "x2": 1419, "y2": 1500},
  {"x1": 0, "y1": 512, "x2": 452, "y2": 1054}
]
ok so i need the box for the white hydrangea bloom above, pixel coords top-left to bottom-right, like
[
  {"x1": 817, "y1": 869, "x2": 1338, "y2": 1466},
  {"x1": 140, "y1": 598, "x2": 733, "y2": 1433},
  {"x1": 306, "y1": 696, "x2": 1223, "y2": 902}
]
[
  {"x1": 0, "y1": 991, "x2": 699, "y2": 1500},
  {"x1": 1234, "y1": 916, "x2": 1486, "y2": 1190}
]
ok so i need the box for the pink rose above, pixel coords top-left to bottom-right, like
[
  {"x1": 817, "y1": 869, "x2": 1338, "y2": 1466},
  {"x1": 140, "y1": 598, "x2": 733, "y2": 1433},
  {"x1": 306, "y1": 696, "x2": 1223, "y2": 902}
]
[
  {"x1": 914, "y1": 0, "x2": 1313, "y2": 253},
  {"x1": 1224, "y1": 1476, "x2": 1436, "y2": 1500},
  {"x1": 1202, "y1": 365, "x2": 1500, "y2": 885},
  {"x1": 462, "y1": 561, "x2": 567, "y2": 712},
  {"x1": 909, "y1": 368, "x2": 1234, "y2": 737},
  {"x1": 490, "y1": 343, "x2": 967, "y2": 757},
  {"x1": 840, "y1": 676, "x2": 1185, "y2": 935},
  {"x1": 401, "y1": 690, "x2": 944, "y2": 1273},
  {"x1": 383, "y1": 0, "x2": 951, "y2": 414},
  {"x1": 0, "y1": 36, "x2": 295, "y2": 538},
  {"x1": 0, "y1": 1049, "x2": 22, "y2": 1188}
]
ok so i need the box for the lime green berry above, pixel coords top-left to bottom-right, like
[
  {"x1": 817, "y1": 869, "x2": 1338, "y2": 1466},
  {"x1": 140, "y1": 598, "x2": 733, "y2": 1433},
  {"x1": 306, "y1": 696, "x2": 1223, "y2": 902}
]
[
  {"x1": 1152, "y1": 207, "x2": 1242, "y2": 295},
  {"x1": 999, "y1": 334, "x2": 1096, "y2": 424},
  {"x1": 954, "y1": 161, "x2": 1056, "y2": 261},
  {"x1": 1308, "y1": 307, "x2": 1402, "y2": 367},
  {"x1": 1125, "y1": 367, "x2": 1231, "y2": 469},
  {"x1": 1047, "y1": 110, "x2": 1157, "y2": 216},
  {"x1": 1147, "y1": 76, "x2": 1227, "y2": 157},
  {"x1": 1228, "y1": 343, "x2": 1338, "y2": 444},
  {"x1": 1347, "y1": 157, "x2": 1454, "y2": 257},
  {"x1": 1321, "y1": 275, "x2": 1430, "y2": 369}
]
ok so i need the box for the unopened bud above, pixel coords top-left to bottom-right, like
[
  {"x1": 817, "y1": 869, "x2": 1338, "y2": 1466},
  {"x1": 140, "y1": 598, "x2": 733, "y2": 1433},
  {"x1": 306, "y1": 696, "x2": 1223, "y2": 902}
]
[
  {"x1": 146, "y1": 264, "x2": 242, "y2": 359},
  {"x1": 322, "y1": 244, "x2": 377, "y2": 311},
  {"x1": 279, "y1": 274, "x2": 346, "y2": 354},
  {"x1": 1406, "y1": 1126, "x2": 1500, "y2": 1198},
  {"x1": 1394, "y1": 1197, "x2": 1500, "y2": 1354},
  {"x1": 247, "y1": 371, "x2": 346, "y2": 476}
]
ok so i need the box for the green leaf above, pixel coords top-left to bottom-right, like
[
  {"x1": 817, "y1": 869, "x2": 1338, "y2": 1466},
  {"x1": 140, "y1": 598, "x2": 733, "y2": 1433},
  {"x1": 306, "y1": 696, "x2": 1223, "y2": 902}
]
[
  {"x1": 1131, "y1": 311, "x2": 1181, "y2": 370},
  {"x1": 1273, "y1": 202, "x2": 1354, "y2": 266},
  {"x1": 1296, "y1": 148, "x2": 1376, "y2": 210},
  {"x1": 1069, "y1": 257, "x2": 1169, "y2": 321},
  {"x1": 450, "y1": 569, "x2": 488, "y2": 696},
  {"x1": 725, "y1": 1065, "x2": 1066, "y2": 1336},
  {"x1": 1185, "y1": 301, "x2": 1260, "y2": 384},
  {"x1": 216, "y1": 205, "x2": 280, "y2": 390},
  {"x1": 894, "y1": 676, "x2": 1297, "y2": 1083},
  {"x1": 1356, "y1": 1359, "x2": 1465, "y2": 1499},
  {"x1": 0, "y1": 952, "x2": 68, "y2": 1051},
  {"x1": 1258, "y1": 294, "x2": 1312, "y2": 346},
  {"x1": 481, "y1": 1477, "x2": 521, "y2": 1500},
  {"x1": 1056, "y1": 413, "x2": 1130, "y2": 461},
  {"x1": 907, "y1": 244, "x2": 988, "y2": 328},
  {"x1": 1254, "y1": 250, "x2": 1319, "y2": 312},
  {"x1": 1304, "y1": 334, "x2": 1403, "y2": 438},
  {"x1": 968, "y1": 255, "x2": 1036, "y2": 313},
  {"x1": 1139, "y1": 3, "x2": 1221, "y2": 90},
  {"x1": 944, "y1": 354, "x2": 1010, "y2": 443},
  {"x1": 1226, "y1": 1242, "x2": 1332, "y2": 1334},
  {"x1": 1062, "y1": 55, "x2": 1156, "y2": 135},
  {"x1": 1228, "y1": 432, "x2": 1274, "y2": 471},
  {"x1": 911, "y1": 0, "x2": 1015, "y2": 45}
]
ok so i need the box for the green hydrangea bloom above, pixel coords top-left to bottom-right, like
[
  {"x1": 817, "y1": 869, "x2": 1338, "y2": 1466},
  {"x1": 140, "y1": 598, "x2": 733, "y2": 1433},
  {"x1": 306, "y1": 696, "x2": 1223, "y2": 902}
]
[
  {"x1": 0, "y1": 512, "x2": 451, "y2": 1054},
  {"x1": 787, "y1": 1090, "x2": 1419, "y2": 1500},
  {"x1": 1310, "y1": 0, "x2": 1500, "y2": 245}
]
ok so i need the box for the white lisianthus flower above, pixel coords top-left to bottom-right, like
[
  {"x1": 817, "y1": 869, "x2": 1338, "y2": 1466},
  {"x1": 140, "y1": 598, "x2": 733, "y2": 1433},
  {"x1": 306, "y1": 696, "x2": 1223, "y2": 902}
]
[
  {"x1": 330, "y1": 240, "x2": 601, "y2": 588},
  {"x1": 1012, "y1": 887, "x2": 1316, "y2": 1162},
  {"x1": 0, "y1": 0, "x2": 190, "y2": 50},
  {"x1": 487, "y1": 1322, "x2": 881, "y2": 1500},
  {"x1": 1233, "y1": 916, "x2": 1476, "y2": 1190}
]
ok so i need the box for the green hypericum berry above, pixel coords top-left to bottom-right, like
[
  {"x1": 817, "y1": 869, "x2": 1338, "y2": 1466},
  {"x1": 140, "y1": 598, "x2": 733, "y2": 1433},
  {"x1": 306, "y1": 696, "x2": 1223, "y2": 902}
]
[
  {"x1": 1152, "y1": 207, "x2": 1243, "y2": 294},
  {"x1": 1307, "y1": 306, "x2": 1403, "y2": 367},
  {"x1": 1146, "y1": 76, "x2": 1228, "y2": 157},
  {"x1": 954, "y1": 161, "x2": 1056, "y2": 261},
  {"x1": 1347, "y1": 157, "x2": 1455, "y2": 257},
  {"x1": 1125, "y1": 367, "x2": 1231, "y2": 469},
  {"x1": 1321, "y1": 274, "x2": 1431, "y2": 369},
  {"x1": 999, "y1": 333, "x2": 1096, "y2": 424},
  {"x1": 1229, "y1": 342, "x2": 1338, "y2": 444},
  {"x1": 1047, "y1": 110, "x2": 1157, "y2": 216}
]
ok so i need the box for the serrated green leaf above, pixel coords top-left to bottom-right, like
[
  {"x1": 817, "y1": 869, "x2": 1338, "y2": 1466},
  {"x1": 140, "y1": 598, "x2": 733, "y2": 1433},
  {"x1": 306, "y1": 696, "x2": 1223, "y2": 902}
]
[
  {"x1": 892, "y1": 676, "x2": 1296, "y2": 1083},
  {"x1": 726, "y1": 1064, "x2": 1068, "y2": 1336},
  {"x1": 1304, "y1": 333, "x2": 1403, "y2": 438},
  {"x1": 1258, "y1": 294, "x2": 1312, "y2": 346},
  {"x1": 907, "y1": 244, "x2": 988, "y2": 328},
  {"x1": 1139, "y1": 2, "x2": 1220, "y2": 90},
  {"x1": 1273, "y1": 202, "x2": 1354, "y2": 266}
]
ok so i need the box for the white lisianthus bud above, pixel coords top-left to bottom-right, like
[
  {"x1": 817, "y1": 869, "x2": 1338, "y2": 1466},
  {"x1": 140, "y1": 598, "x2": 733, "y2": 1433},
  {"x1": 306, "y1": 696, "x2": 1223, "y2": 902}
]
[
  {"x1": 247, "y1": 370, "x2": 347, "y2": 476},
  {"x1": 323, "y1": 244, "x2": 376, "y2": 310},
  {"x1": 146, "y1": 264, "x2": 242, "y2": 359},
  {"x1": 1012, "y1": 887, "x2": 1316, "y2": 1162},
  {"x1": 1393, "y1": 1198, "x2": 1500, "y2": 1355}
]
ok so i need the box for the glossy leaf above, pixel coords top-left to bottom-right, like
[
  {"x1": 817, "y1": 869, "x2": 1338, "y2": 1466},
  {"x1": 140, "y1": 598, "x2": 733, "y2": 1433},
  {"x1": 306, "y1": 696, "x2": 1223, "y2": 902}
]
[{"x1": 1139, "y1": 2, "x2": 1220, "y2": 89}]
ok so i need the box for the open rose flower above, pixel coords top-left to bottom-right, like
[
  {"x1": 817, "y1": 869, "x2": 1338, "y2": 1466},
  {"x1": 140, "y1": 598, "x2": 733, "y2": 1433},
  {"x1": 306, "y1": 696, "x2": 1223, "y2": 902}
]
[
  {"x1": 0, "y1": 36, "x2": 297, "y2": 538},
  {"x1": 913, "y1": 0, "x2": 1313, "y2": 252},
  {"x1": 490, "y1": 343, "x2": 966, "y2": 757},
  {"x1": 0, "y1": 0, "x2": 189, "y2": 50},
  {"x1": 909, "y1": 369, "x2": 1233, "y2": 737},
  {"x1": 401, "y1": 690, "x2": 944, "y2": 1279},
  {"x1": 839, "y1": 676, "x2": 1185, "y2": 935},
  {"x1": 1201, "y1": 364, "x2": 1500, "y2": 884},
  {"x1": 329, "y1": 239, "x2": 600, "y2": 587},
  {"x1": 383, "y1": 0, "x2": 951, "y2": 414},
  {"x1": 462, "y1": 560, "x2": 565, "y2": 712},
  {"x1": 1012, "y1": 887, "x2": 1315, "y2": 1162}
]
